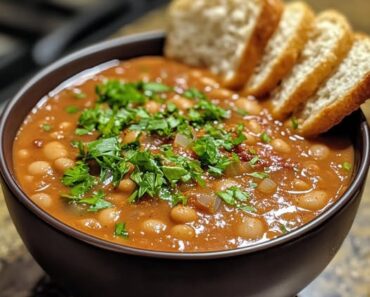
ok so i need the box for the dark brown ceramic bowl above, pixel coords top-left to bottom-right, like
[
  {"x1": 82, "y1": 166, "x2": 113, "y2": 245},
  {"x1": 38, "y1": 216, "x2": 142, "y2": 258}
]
[{"x1": 0, "y1": 32, "x2": 369, "y2": 297}]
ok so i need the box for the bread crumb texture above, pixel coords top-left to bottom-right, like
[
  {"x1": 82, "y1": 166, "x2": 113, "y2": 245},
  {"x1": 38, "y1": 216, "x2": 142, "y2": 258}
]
[{"x1": 166, "y1": 0, "x2": 263, "y2": 81}]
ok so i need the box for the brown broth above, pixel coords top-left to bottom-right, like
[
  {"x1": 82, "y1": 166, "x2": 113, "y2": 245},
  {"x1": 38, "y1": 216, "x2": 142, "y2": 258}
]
[{"x1": 13, "y1": 57, "x2": 354, "y2": 252}]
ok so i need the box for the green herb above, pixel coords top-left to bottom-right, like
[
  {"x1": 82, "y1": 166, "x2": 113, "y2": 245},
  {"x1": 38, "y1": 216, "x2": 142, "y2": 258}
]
[
  {"x1": 203, "y1": 124, "x2": 245, "y2": 151},
  {"x1": 192, "y1": 135, "x2": 233, "y2": 176},
  {"x1": 217, "y1": 186, "x2": 255, "y2": 213},
  {"x1": 249, "y1": 156, "x2": 260, "y2": 166},
  {"x1": 291, "y1": 117, "x2": 299, "y2": 130},
  {"x1": 142, "y1": 82, "x2": 172, "y2": 93},
  {"x1": 161, "y1": 146, "x2": 205, "y2": 186},
  {"x1": 342, "y1": 162, "x2": 352, "y2": 171},
  {"x1": 190, "y1": 99, "x2": 230, "y2": 123},
  {"x1": 65, "y1": 105, "x2": 79, "y2": 114},
  {"x1": 247, "y1": 172, "x2": 269, "y2": 179},
  {"x1": 86, "y1": 137, "x2": 130, "y2": 186},
  {"x1": 183, "y1": 87, "x2": 206, "y2": 100},
  {"x1": 61, "y1": 161, "x2": 96, "y2": 198},
  {"x1": 236, "y1": 108, "x2": 249, "y2": 116},
  {"x1": 96, "y1": 80, "x2": 146, "y2": 108},
  {"x1": 41, "y1": 123, "x2": 52, "y2": 132},
  {"x1": 260, "y1": 132, "x2": 271, "y2": 143},
  {"x1": 279, "y1": 223, "x2": 288, "y2": 234},
  {"x1": 114, "y1": 222, "x2": 129, "y2": 238},
  {"x1": 73, "y1": 91, "x2": 86, "y2": 99},
  {"x1": 79, "y1": 190, "x2": 112, "y2": 212}
]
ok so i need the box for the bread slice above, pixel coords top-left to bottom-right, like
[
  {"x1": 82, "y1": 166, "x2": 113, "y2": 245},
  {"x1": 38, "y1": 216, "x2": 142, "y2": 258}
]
[
  {"x1": 295, "y1": 34, "x2": 370, "y2": 137},
  {"x1": 270, "y1": 10, "x2": 353, "y2": 120},
  {"x1": 165, "y1": 0, "x2": 283, "y2": 89},
  {"x1": 244, "y1": 2, "x2": 315, "y2": 97}
]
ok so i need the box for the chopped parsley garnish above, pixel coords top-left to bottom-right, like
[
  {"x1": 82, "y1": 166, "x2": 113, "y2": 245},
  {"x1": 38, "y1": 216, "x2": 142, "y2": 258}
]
[
  {"x1": 114, "y1": 222, "x2": 129, "y2": 238},
  {"x1": 65, "y1": 105, "x2": 79, "y2": 114},
  {"x1": 249, "y1": 156, "x2": 260, "y2": 166},
  {"x1": 73, "y1": 91, "x2": 86, "y2": 99},
  {"x1": 192, "y1": 135, "x2": 234, "y2": 176},
  {"x1": 61, "y1": 161, "x2": 96, "y2": 199},
  {"x1": 183, "y1": 87, "x2": 207, "y2": 100},
  {"x1": 126, "y1": 150, "x2": 198, "y2": 206},
  {"x1": 291, "y1": 117, "x2": 299, "y2": 130},
  {"x1": 217, "y1": 186, "x2": 256, "y2": 213},
  {"x1": 79, "y1": 190, "x2": 112, "y2": 212},
  {"x1": 62, "y1": 80, "x2": 254, "y2": 210},
  {"x1": 41, "y1": 123, "x2": 52, "y2": 132},
  {"x1": 342, "y1": 162, "x2": 352, "y2": 171},
  {"x1": 279, "y1": 223, "x2": 288, "y2": 234},
  {"x1": 260, "y1": 131, "x2": 271, "y2": 143},
  {"x1": 247, "y1": 172, "x2": 269, "y2": 179},
  {"x1": 142, "y1": 82, "x2": 172, "y2": 93}
]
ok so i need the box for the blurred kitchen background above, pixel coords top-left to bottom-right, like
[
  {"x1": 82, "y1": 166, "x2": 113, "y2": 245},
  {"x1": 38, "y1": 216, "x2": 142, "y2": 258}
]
[{"x1": 0, "y1": 0, "x2": 369, "y2": 296}]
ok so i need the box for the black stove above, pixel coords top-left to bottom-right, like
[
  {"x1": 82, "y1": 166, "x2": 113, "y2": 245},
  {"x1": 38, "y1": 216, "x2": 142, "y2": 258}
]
[{"x1": 0, "y1": 0, "x2": 169, "y2": 102}]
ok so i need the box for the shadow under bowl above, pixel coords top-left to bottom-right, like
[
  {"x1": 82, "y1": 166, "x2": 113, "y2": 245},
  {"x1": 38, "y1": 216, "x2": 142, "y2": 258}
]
[{"x1": 0, "y1": 32, "x2": 369, "y2": 297}]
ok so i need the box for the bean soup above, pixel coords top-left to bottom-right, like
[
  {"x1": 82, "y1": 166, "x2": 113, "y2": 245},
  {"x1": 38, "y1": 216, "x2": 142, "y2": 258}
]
[{"x1": 13, "y1": 57, "x2": 354, "y2": 252}]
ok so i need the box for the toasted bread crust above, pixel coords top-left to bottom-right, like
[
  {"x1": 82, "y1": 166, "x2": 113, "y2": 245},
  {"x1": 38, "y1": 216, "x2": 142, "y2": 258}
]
[
  {"x1": 271, "y1": 10, "x2": 354, "y2": 120},
  {"x1": 223, "y1": 0, "x2": 284, "y2": 88},
  {"x1": 299, "y1": 74, "x2": 370, "y2": 136},
  {"x1": 298, "y1": 34, "x2": 370, "y2": 137},
  {"x1": 244, "y1": 2, "x2": 315, "y2": 97}
]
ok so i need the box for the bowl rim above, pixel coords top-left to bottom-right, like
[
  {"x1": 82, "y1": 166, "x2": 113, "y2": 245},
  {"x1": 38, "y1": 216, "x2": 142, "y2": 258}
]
[{"x1": 0, "y1": 31, "x2": 369, "y2": 260}]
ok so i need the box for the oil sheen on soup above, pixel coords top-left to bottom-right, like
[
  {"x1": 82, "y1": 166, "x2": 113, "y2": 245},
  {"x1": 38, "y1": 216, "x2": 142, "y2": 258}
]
[{"x1": 13, "y1": 57, "x2": 354, "y2": 252}]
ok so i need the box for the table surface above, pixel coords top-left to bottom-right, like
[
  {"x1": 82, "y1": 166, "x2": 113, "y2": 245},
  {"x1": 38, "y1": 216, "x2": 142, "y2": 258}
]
[{"x1": 1, "y1": 4, "x2": 370, "y2": 297}]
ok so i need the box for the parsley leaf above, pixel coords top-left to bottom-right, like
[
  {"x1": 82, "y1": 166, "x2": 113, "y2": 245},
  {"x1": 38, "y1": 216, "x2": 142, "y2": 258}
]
[
  {"x1": 73, "y1": 91, "x2": 86, "y2": 99},
  {"x1": 79, "y1": 190, "x2": 112, "y2": 212},
  {"x1": 342, "y1": 162, "x2": 352, "y2": 171},
  {"x1": 96, "y1": 80, "x2": 146, "y2": 108},
  {"x1": 142, "y1": 82, "x2": 172, "y2": 93},
  {"x1": 65, "y1": 105, "x2": 79, "y2": 114},
  {"x1": 217, "y1": 186, "x2": 255, "y2": 213},
  {"x1": 114, "y1": 222, "x2": 129, "y2": 238},
  {"x1": 192, "y1": 135, "x2": 235, "y2": 176},
  {"x1": 183, "y1": 87, "x2": 207, "y2": 100},
  {"x1": 41, "y1": 123, "x2": 52, "y2": 132},
  {"x1": 247, "y1": 172, "x2": 269, "y2": 179},
  {"x1": 61, "y1": 161, "x2": 96, "y2": 198},
  {"x1": 291, "y1": 117, "x2": 299, "y2": 130},
  {"x1": 260, "y1": 132, "x2": 271, "y2": 143}
]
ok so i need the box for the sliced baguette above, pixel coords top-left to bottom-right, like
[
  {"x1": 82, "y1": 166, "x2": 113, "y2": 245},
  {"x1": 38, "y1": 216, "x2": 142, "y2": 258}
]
[
  {"x1": 244, "y1": 2, "x2": 315, "y2": 97},
  {"x1": 270, "y1": 10, "x2": 353, "y2": 120},
  {"x1": 295, "y1": 34, "x2": 370, "y2": 137},
  {"x1": 165, "y1": 0, "x2": 283, "y2": 89}
]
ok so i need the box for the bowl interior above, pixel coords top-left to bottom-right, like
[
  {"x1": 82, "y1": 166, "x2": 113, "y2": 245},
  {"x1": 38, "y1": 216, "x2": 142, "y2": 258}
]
[{"x1": 0, "y1": 32, "x2": 369, "y2": 258}]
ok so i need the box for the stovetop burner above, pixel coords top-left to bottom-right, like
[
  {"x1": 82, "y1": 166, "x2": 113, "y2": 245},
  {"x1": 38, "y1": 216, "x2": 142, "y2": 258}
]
[{"x1": 0, "y1": 0, "x2": 169, "y2": 101}]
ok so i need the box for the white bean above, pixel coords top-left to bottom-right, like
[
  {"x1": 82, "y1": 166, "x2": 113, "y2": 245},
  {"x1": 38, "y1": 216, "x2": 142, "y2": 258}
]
[
  {"x1": 237, "y1": 217, "x2": 266, "y2": 239},
  {"x1": 296, "y1": 190, "x2": 328, "y2": 211},
  {"x1": 118, "y1": 179, "x2": 136, "y2": 194},
  {"x1": 142, "y1": 219, "x2": 167, "y2": 234},
  {"x1": 30, "y1": 193, "x2": 52, "y2": 208},
  {"x1": 122, "y1": 130, "x2": 140, "y2": 144},
  {"x1": 17, "y1": 149, "x2": 30, "y2": 159},
  {"x1": 170, "y1": 206, "x2": 197, "y2": 223},
  {"x1": 171, "y1": 224, "x2": 195, "y2": 240},
  {"x1": 235, "y1": 98, "x2": 262, "y2": 115},
  {"x1": 98, "y1": 208, "x2": 121, "y2": 227},
  {"x1": 309, "y1": 144, "x2": 330, "y2": 160},
  {"x1": 28, "y1": 161, "x2": 52, "y2": 175},
  {"x1": 54, "y1": 158, "x2": 74, "y2": 172},
  {"x1": 43, "y1": 141, "x2": 68, "y2": 160},
  {"x1": 271, "y1": 139, "x2": 291, "y2": 153},
  {"x1": 79, "y1": 218, "x2": 102, "y2": 230}
]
